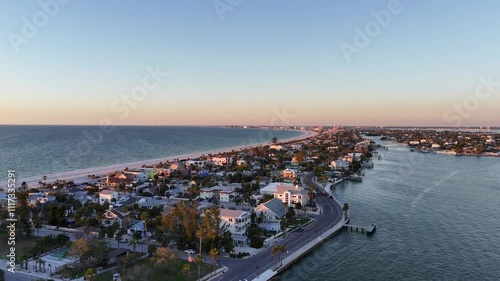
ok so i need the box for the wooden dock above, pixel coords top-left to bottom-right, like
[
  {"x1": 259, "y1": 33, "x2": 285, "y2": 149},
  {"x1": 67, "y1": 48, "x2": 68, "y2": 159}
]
[{"x1": 344, "y1": 224, "x2": 376, "y2": 235}]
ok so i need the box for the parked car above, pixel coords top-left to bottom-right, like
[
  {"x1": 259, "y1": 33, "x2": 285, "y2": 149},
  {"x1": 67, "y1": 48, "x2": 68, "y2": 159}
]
[
  {"x1": 184, "y1": 249, "x2": 195, "y2": 254},
  {"x1": 119, "y1": 238, "x2": 128, "y2": 243}
]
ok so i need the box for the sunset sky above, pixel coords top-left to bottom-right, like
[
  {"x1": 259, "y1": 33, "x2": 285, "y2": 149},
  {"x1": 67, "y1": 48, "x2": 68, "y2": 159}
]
[{"x1": 1, "y1": 0, "x2": 499, "y2": 126}]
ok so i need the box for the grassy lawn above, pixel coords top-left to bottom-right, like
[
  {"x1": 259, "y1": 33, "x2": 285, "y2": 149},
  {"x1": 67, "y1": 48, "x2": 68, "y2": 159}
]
[{"x1": 96, "y1": 257, "x2": 218, "y2": 281}]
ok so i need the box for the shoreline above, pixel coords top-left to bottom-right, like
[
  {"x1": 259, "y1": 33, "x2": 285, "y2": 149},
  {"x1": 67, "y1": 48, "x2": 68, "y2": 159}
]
[{"x1": 5, "y1": 130, "x2": 318, "y2": 188}]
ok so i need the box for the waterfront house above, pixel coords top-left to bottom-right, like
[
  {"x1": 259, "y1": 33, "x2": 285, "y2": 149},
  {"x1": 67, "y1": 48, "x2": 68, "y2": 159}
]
[
  {"x1": 99, "y1": 190, "x2": 119, "y2": 205},
  {"x1": 185, "y1": 160, "x2": 205, "y2": 168},
  {"x1": 270, "y1": 144, "x2": 283, "y2": 151},
  {"x1": 27, "y1": 193, "x2": 56, "y2": 206},
  {"x1": 208, "y1": 156, "x2": 233, "y2": 166},
  {"x1": 254, "y1": 198, "x2": 287, "y2": 223},
  {"x1": 220, "y1": 209, "x2": 251, "y2": 237},
  {"x1": 330, "y1": 159, "x2": 350, "y2": 171},
  {"x1": 274, "y1": 184, "x2": 308, "y2": 206}
]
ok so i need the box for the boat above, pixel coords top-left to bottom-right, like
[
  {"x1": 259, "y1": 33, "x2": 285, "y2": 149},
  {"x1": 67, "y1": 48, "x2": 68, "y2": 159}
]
[{"x1": 349, "y1": 174, "x2": 363, "y2": 182}]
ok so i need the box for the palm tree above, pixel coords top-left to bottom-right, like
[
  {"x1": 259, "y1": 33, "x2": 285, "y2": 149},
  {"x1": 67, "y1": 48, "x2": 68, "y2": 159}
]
[
  {"x1": 342, "y1": 203, "x2": 349, "y2": 220},
  {"x1": 181, "y1": 263, "x2": 191, "y2": 281},
  {"x1": 271, "y1": 244, "x2": 286, "y2": 270},
  {"x1": 208, "y1": 248, "x2": 219, "y2": 274},
  {"x1": 129, "y1": 238, "x2": 139, "y2": 252}
]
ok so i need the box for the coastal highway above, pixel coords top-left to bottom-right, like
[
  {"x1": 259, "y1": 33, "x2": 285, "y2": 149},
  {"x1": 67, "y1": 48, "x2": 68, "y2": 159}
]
[{"x1": 220, "y1": 173, "x2": 343, "y2": 281}]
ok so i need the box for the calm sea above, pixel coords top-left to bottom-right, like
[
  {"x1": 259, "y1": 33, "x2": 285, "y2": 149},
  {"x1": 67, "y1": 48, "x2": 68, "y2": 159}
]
[
  {"x1": 0, "y1": 125, "x2": 303, "y2": 181},
  {"x1": 279, "y1": 138, "x2": 500, "y2": 281}
]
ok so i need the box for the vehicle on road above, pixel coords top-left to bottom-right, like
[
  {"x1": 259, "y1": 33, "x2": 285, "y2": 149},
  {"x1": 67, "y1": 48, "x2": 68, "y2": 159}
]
[
  {"x1": 119, "y1": 238, "x2": 128, "y2": 243},
  {"x1": 184, "y1": 249, "x2": 195, "y2": 254}
]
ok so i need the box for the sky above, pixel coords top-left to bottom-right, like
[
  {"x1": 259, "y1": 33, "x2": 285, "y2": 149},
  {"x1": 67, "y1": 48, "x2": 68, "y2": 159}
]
[{"x1": 1, "y1": 0, "x2": 499, "y2": 127}]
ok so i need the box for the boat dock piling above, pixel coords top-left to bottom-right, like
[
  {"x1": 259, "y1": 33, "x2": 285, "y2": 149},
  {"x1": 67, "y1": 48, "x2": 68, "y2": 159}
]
[{"x1": 344, "y1": 224, "x2": 376, "y2": 234}]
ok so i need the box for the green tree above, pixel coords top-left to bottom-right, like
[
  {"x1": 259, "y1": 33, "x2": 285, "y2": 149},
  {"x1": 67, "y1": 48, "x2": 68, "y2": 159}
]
[
  {"x1": 271, "y1": 244, "x2": 286, "y2": 270},
  {"x1": 85, "y1": 267, "x2": 96, "y2": 281},
  {"x1": 342, "y1": 203, "x2": 349, "y2": 220}
]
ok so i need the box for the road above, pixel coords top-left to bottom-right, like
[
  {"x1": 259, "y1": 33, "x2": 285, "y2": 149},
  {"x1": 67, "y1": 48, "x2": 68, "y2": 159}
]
[{"x1": 220, "y1": 173, "x2": 343, "y2": 281}]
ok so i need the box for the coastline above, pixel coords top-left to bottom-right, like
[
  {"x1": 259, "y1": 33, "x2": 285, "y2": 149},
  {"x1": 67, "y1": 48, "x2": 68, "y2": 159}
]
[{"x1": 5, "y1": 129, "x2": 317, "y2": 188}]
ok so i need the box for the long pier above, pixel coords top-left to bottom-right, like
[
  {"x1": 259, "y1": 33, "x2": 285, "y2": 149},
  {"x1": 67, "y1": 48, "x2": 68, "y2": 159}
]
[{"x1": 344, "y1": 224, "x2": 376, "y2": 234}]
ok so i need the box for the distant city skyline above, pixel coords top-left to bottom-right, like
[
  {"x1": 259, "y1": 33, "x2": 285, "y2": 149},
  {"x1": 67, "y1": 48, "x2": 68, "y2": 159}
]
[{"x1": 1, "y1": 1, "x2": 499, "y2": 126}]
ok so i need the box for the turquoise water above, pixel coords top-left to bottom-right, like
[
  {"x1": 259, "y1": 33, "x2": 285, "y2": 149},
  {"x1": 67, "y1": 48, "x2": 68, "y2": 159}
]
[
  {"x1": 279, "y1": 138, "x2": 500, "y2": 280},
  {"x1": 0, "y1": 125, "x2": 303, "y2": 180}
]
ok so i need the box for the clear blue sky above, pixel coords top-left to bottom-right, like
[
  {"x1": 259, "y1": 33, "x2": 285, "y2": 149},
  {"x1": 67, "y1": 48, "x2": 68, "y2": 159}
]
[{"x1": 1, "y1": 0, "x2": 499, "y2": 126}]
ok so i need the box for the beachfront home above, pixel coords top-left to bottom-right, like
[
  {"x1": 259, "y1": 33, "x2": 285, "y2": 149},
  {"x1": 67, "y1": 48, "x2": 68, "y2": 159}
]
[
  {"x1": 125, "y1": 169, "x2": 152, "y2": 182},
  {"x1": 99, "y1": 190, "x2": 119, "y2": 204},
  {"x1": 274, "y1": 184, "x2": 308, "y2": 206},
  {"x1": 260, "y1": 182, "x2": 293, "y2": 196},
  {"x1": 27, "y1": 193, "x2": 56, "y2": 206},
  {"x1": 254, "y1": 198, "x2": 287, "y2": 223},
  {"x1": 220, "y1": 209, "x2": 251, "y2": 236},
  {"x1": 185, "y1": 160, "x2": 205, "y2": 168},
  {"x1": 208, "y1": 156, "x2": 233, "y2": 166},
  {"x1": 330, "y1": 159, "x2": 350, "y2": 171},
  {"x1": 270, "y1": 145, "x2": 283, "y2": 151},
  {"x1": 106, "y1": 172, "x2": 136, "y2": 187},
  {"x1": 281, "y1": 168, "x2": 298, "y2": 180}
]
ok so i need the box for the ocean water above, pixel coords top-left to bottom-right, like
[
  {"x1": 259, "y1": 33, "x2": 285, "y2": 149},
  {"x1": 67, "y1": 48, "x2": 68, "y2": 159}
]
[
  {"x1": 0, "y1": 125, "x2": 303, "y2": 181},
  {"x1": 278, "y1": 138, "x2": 500, "y2": 281}
]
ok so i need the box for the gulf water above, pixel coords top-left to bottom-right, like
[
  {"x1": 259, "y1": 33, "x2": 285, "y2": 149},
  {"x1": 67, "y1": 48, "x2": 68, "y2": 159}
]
[{"x1": 0, "y1": 125, "x2": 302, "y2": 181}]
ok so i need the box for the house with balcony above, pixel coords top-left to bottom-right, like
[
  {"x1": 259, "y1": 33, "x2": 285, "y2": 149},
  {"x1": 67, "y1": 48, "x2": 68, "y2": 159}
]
[
  {"x1": 330, "y1": 159, "x2": 350, "y2": 171},
  {"x1": 274, "y1": 184, "x2": 308, "y2": 206},
  {"x1": 280, "y1": 168, "x2": 298, "y2": 180},
  {"x1": 220, "y1": 209, "x2": 251, "y2": 236}
]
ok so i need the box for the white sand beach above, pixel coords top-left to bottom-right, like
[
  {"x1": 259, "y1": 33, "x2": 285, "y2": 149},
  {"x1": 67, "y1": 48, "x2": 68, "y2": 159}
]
[{"x1": 5, "y1": 130, "x2": 317, "y2": 188}]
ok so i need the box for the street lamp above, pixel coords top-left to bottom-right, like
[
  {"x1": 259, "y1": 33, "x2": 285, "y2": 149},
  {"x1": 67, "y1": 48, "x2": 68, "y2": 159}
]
[
  {"x1": 256, "y1": 265, "x2": 259, "y2": 278},
  {"x1": 48, "y1": 264, "x2": 51, "y2": 276}
]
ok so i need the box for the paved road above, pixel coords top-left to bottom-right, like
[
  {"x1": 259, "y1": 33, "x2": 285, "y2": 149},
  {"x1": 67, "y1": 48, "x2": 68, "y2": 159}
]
[{"x1": 220, "y1": 173, "x2": 343, "y2": 281}]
